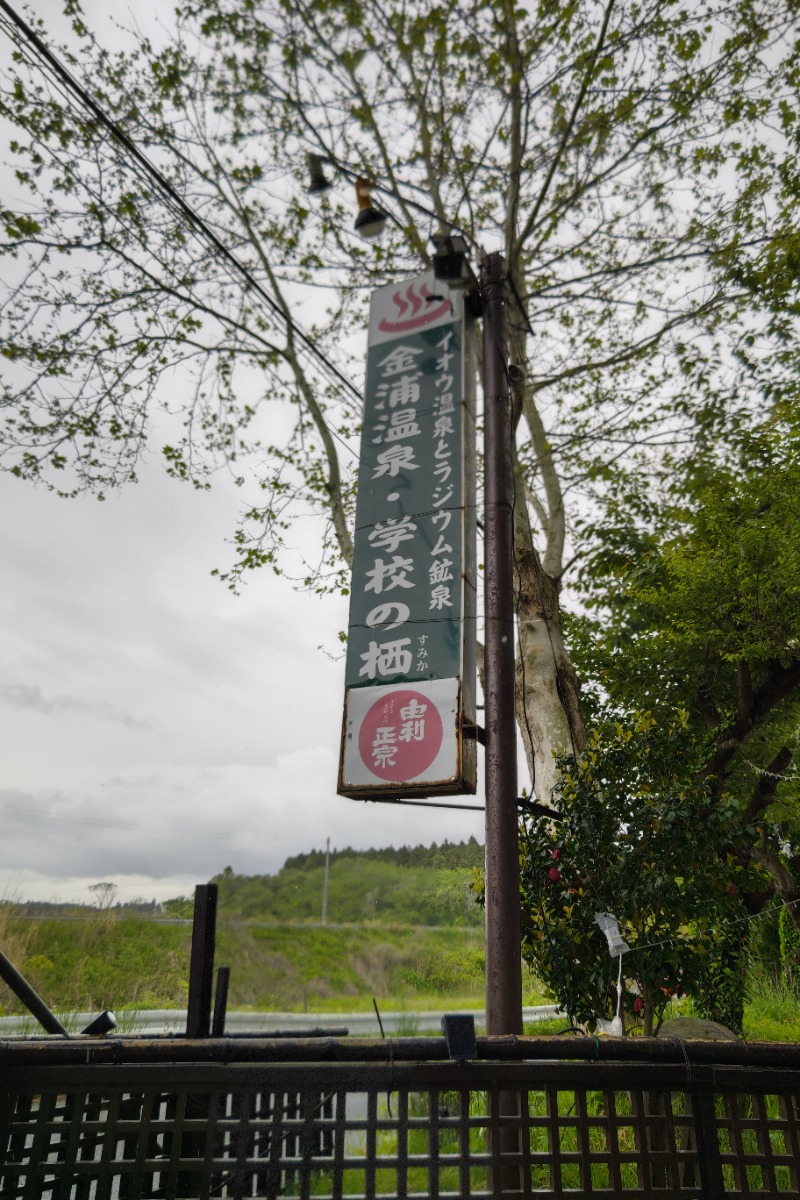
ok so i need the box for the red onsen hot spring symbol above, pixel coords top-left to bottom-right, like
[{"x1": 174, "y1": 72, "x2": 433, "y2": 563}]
[
  {"x1": 377, "y1": 280, "x2": 451, "y2": 333},
  {"x1": 358, "y1": 689, "x2": 444, "y2": 782}
]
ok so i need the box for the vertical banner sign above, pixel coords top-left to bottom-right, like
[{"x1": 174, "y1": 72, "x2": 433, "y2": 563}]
[{"x1": 338, "y1": 271, "x2": 477, "y2": 798}]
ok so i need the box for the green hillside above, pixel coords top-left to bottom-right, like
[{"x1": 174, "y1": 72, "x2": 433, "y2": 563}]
[
  {"x1": 0, "y1": 839, "x2": 496, "y2": 1016},
  {"x1": 211, "y1": 863, "x2": 481, "y2": 927},
  {"x1": 164, "y1": 838, "x2": 485, "y2": 926}
]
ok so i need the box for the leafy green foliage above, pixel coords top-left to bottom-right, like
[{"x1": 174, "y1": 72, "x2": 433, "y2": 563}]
[
  {"x1": 779, "y1": 906, "x2": 800, "y2": 987},
  {"x1": 690, "y1": 919, "x2": 750, "y2": 1034},
  {"x1": 0, "y1": 843, "x2": 489, "y2": 1014},
  {"x1": 0, "y1": 916, "x2": 191, "y2": 1015},
  {"x1": 2, "y1": 0, "x2": 799, "y2": 597},
  {"x1": 3, "y1": 0, "x2": 800, "y2": 1026},
  {"x1": 561, "y1": 415, "x2": 800, "y2": 1025},
  {"x1": 282, "y1": 837, "x2": 484, "y2": 873},
  {"x1": 744, "y1": 976, "x2": 800, "y2": 1042},
  {"x1": 598, "y1": 442, "x2": 800, "y2": 672},
  {"x1": 518, "y1": 713, "x2": 750, "y2": 1034}
]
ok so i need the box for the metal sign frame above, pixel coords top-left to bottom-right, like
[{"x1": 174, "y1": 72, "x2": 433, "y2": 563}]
[{"x1": 338, "y1": 271, "x2": 477, "y2": 799}]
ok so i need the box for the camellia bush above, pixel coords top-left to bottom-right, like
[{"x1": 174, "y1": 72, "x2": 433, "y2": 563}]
[{"x1": 518, "y1": 712, "x2": 759, "y2": 1035}]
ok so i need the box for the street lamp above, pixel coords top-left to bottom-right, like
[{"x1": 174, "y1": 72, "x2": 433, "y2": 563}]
[
  {"x1": 353, "y1": 177, "x2": 387, "y2": 240},
  {"x1": 431, "y1": 232, "x2": 472, "y2": 287}
]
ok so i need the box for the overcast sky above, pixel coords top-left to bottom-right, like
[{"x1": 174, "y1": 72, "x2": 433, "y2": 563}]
[
  {"x1": 1, "y1": 459, "x2": 484, "y2": 905},
  {"x1": 0, "y1": 1, "x2": 486, "y2": 905}
]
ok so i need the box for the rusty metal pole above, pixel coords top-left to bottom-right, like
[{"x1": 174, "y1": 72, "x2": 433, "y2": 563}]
[
  {"x1": 482, "y1": 250, "x2": 524, "y2": 1196},
  {"x1": 481, "y1": 251, "x2": 523, "y2": 1038}
]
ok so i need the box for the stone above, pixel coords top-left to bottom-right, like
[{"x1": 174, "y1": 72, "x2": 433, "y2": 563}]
[{"x1": 658, "y1": 1016, "x2": 740, "y2": 1041}]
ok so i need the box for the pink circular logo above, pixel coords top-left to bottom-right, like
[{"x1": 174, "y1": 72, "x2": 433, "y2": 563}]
[{"x1": 358, "y1": 689, "x2": 443, "y2": 782}]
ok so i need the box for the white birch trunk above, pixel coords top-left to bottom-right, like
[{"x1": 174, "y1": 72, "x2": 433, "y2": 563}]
[
  {"x1": 508, "y1": 363, "x2": 586, "y2": 803},
  {"x1": 513, "y1": 515, "x2": 585, "y2": 804}
]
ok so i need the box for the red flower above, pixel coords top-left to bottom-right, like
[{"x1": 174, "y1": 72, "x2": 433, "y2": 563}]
[
  {"x1": 633, "y1": 997, "x2": 644, "y2": 1014},
  {"x1": 547, "y1": 867, "x2": 561, "y2": 883},
  {"x1": 551, "y1": 849, "x2": 560, "y2": 861}
]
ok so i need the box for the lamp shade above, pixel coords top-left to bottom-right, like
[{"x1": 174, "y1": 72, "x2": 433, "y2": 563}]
[{"x1": 354, "y1": 177, "x2": 387, "y2": 240}]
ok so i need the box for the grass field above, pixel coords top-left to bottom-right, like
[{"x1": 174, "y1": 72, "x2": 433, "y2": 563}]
[
  {"x1": 3, "y1": 905, "x2": 799, "y2": 1040},
  {"x1": 0, "y1": 909, "x2": 511, "y2": 1016}
]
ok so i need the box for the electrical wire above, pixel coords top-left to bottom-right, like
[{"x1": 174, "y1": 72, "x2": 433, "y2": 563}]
[
  {"x1": 0, "y1": 0, "x2": 540, "y2": 482},
  {"x1": 0, "y1": 0, "x2": 362, "y2": 456},
  {"x1": 624, "y1": 895, "x2": 800, "y2": 958},
  {"x1": 0, "y1": 0, "x2": 577, "y2": 486}
]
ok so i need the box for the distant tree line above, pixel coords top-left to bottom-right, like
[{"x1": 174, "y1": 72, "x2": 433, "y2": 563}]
[
  {"x1": 1, "y1": 897, "x2": 162, "y2": 917},
  {"x1": 280, "y1": 837, "x2": 484, "y2": 874}
]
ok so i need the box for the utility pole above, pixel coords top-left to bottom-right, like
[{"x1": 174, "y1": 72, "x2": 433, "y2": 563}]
[
  {"x1": 322, "y1": 836, "x2": 330, "y2": 924},
  {"x1": 481, "y1": 251, "x2": 523, "y2": 1038},
  {"x1": 316, "y1": 168, "x2": 525, "y2": 1037}
]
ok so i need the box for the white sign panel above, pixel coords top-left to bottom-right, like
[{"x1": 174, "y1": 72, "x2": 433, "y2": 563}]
[{"x1": 340, "y1": 678, "x2": 460, "y2": 791}]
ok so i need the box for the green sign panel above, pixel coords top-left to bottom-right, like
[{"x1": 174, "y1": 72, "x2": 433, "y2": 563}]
[
  {"x1": 345, "y1": 322, "x2": 465, "y2": 687},
  {"x1": 339, "y1": 272, "x2": 477, "y2": 798}
]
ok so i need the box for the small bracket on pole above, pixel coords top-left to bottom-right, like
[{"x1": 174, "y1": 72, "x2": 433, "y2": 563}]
[
  {"x1": 517, "y1": 797, "x2": 566, "y2": 821},
  {"x1": 431, "y1": 233, "x2": 482, "y2": 316},
  {"x1": 462, "y1": 719, "x2": 486, "y2": 746}
]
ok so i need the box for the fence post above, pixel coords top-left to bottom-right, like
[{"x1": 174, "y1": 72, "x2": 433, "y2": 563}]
[
  {"x1": 691, "y1": 1078, "x2": 726, "y2": 1199},
  {"x1": 211, "y1": 966, "x2": 230, "y2": 1038},
  {"x1": 186, "y1": 884, "x2": 217, "y2": 1039}
]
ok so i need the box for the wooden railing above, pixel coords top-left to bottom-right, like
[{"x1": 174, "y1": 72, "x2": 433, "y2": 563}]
[{"x1": 2, "y1": 1034, "x2": 800, "y2": 1197}]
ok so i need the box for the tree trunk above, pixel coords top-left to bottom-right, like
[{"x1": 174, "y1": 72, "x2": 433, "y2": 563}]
[
  {"x1": 693, "y1": 921, "x2": 748, "y2": 1035},
  {"x1": 752, "y1": 837, "x2": 800, "y2": 930},
  {"x1": 503, "y1": 275, "x2": 586, "y2": 800},
  {"x1": 513, "y1": 517, "x2": 586, "y2": 803}
]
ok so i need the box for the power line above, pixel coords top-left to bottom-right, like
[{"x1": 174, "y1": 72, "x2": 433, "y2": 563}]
[
  {"x1": 623, "y1": 896, "x2": 800, "y2": 958},
  {"x1": 0, "y1": 0, "x2": 363, "y2": 450}
]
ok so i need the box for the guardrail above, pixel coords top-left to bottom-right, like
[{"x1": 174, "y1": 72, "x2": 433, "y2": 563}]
[
  {"x1": 0, "y1": 1004, "x2": 561, "y2": 1037},
  {"x1": 3, "y1": 1034, "x2": 800, "y2": 1198}
]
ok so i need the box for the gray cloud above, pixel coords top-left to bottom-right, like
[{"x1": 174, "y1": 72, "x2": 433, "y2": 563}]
[
  {"x1": 0, "y1": 684, "x2": 150, "y2": 729},
  {"x1": 0, "y1": 753, "x2": 484, "y2": 888}
]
